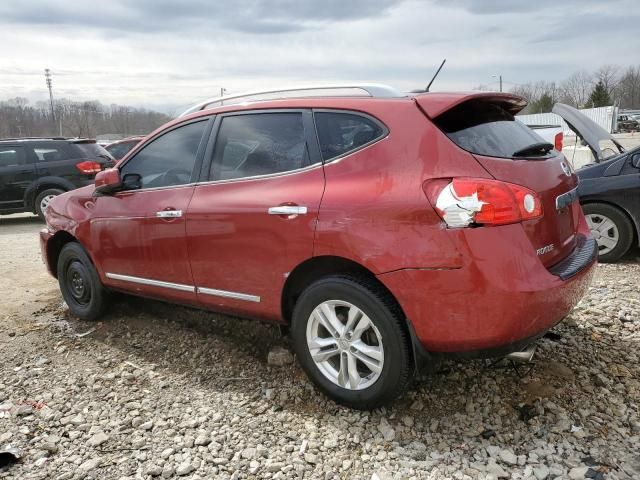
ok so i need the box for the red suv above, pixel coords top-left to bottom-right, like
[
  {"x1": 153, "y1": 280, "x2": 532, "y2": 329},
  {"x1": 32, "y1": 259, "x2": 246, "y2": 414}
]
[{"x1": 40, "y1": 85, "x2": 597, "y2": 409}]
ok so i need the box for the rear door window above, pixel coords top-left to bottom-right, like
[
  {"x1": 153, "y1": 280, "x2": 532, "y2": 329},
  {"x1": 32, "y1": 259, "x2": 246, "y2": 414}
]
[
  {"x1": 0, "y1": 146, "x2": 26, "y2": 167},
  {"x1": 314, "y1": 111, "x2": 386, "y2": 161},
  {"x1": 210, "y1": 113, "x2": 312, "y2": 181},
  {"x1": 33, "y1": 146, "x2": 67, "y2": 162},
  {"x1": 434, "y1": 100, "x2": 551, "y2": 159}
]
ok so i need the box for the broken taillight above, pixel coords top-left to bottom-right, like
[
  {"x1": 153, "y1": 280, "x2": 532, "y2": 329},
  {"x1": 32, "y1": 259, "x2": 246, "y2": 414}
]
[
  {"x1": 75, "y1": 161, "x2": 102, "y2": 175},
  {"x1": 424, "y1": 178, "x2": 543, "y2": 228}
]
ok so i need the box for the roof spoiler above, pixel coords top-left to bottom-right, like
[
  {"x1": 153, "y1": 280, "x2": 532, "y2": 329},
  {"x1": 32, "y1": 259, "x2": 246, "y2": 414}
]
[{"x1": 414, "y1": 92, "x2": 528, "y2": 118}]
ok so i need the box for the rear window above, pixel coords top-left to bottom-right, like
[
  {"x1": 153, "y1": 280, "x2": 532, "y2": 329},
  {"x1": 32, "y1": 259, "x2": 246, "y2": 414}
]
[
  {"x1": 73, "y1": 142, "x2": 113, "y2": 160},
  {"x1": 435, "y1": 100, "x2": 549, "y2": 159},
  {"x1": 314, "y1": 112, "x2": 386, "y2": 161}
]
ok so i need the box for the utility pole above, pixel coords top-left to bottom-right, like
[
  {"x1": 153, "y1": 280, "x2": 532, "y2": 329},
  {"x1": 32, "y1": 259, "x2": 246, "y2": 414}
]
[
  {"x1": 124, "y1": 108, "x2": 132, "y2": 136},
  {"x1": 220, "y1": 87, "x2": 226, "y2": 97},
  {"x1": 492, "y1": 74, "x2": 503, "y2": 92},
  {"x1": 57, "y1": 105, "x2": 63, "y2": 136},
  {"x1": 44, "y1": 69, "x2": 56, "y2": 124}
]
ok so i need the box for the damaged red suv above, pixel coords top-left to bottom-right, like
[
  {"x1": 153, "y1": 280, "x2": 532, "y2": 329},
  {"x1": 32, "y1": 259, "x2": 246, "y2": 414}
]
[{"x1": 41, "y1": 85, "x2": 597, "y2": 409}]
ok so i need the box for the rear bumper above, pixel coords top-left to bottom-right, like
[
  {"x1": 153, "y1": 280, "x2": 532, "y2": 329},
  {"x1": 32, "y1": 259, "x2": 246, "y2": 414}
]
[
  {"x1": 378, "y1": 223, "x2": 597, "y2": 354},
  {"x1": 39, "y1": 228, "x2": 55, "y2": 276}
]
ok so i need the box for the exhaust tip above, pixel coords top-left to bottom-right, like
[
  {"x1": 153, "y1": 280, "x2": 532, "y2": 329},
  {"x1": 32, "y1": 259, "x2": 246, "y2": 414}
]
[{"x1": 505, "y1": 344, "x2": 537, "y2": 363}]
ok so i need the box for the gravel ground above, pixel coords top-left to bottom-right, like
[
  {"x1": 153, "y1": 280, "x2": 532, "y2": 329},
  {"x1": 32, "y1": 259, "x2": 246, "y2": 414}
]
[{"x1": 0, "y1": 214, "x2": 639, "y2": 480}]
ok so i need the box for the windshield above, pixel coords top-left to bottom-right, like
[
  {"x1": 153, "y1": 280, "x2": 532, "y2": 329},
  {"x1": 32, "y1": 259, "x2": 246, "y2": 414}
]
[
  {"x1": 435, "y1": 100, "x2": 550, "y2": 159},
  {"x1": 74, "y1": 142, "x2": 114, "y2": 160}
]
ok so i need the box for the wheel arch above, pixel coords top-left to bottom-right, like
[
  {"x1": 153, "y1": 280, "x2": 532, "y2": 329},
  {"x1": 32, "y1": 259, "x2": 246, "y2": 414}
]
[
  {"x1": 282, "y1": 255, "x2": 431, "y2": 374},
  {"x1": 581, "y1": 199, "x2": 639, "y2": 246},
  {"x1": 282, "y1": 256, "x2": 384, "y2": 324},
  {"x1": 46, "y1": 231, "x2": 79, "y2": 278}
]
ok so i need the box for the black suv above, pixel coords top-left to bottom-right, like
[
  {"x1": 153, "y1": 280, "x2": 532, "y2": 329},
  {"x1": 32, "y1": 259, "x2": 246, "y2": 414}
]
[{"x1": 0, "y1": 138, "x2": 115, "y2": 219}]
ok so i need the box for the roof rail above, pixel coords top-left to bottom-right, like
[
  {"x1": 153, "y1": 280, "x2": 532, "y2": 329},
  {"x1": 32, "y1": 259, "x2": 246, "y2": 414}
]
[
  {"x1": 178, "y1": 83, "x2": 404, "y2": 117},
  {"x1": 0, "y1": 136, "x2": 72, "y2": 142}
]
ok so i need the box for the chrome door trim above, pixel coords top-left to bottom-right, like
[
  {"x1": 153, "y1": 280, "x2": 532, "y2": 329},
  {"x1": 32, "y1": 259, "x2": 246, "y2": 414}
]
[
  {"x1": 112, "y1": 182, "x2": 197, "y2": 195},
  {"x1": 195, "y1": 162, "x2": 323, "y2": 187},
  {"x1": 556, "y1": 186, "x2": 579, "y2": 210},
  {"x1": 156, "y1": 210, "x2": 183, "y2": 218},
  {"x1": 197, "y1": 286, "x2": 261, "y2": 303},
  {"x1": 105, "y1": 273, "x2": 195, "y2": 292}
]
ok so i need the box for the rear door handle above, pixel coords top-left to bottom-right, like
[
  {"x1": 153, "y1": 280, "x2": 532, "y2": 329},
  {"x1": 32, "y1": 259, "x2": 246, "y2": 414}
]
[
  {"x1": 268, "y1": 206, "x2": 308, "y2": 216},
  {"x1": 156, "y1": 210, "x2": 183, "y2": 218}
]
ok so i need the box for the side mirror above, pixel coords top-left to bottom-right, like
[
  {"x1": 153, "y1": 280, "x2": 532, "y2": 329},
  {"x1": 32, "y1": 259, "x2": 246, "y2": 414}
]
[
  {"x1": 632, "y1": 154, "x2": 640, "y2": 169},
  {"x1": 94, "y1": 168, "x2": 122, "y2": 195}
]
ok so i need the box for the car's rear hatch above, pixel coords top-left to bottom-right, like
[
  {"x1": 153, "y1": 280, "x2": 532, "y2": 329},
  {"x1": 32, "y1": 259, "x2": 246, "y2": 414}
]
[
  {"x1": 417, "y1": 93, "x2": 581, "y2": 267},
  {"x1": 71, "y1": 140, "x2": 116, "y2": 168}
]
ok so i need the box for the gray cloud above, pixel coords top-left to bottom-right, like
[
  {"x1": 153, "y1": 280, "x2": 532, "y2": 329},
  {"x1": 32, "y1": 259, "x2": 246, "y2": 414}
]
[
  {"x1": 0, "y1": 0, "x2": 638, "y2": 112},
  {"x1": 0, "y1": 0, "x2": 404, "y2": 34},
  {"x1": 432, "y1": 0, "x2": 616, "y2": 14}
]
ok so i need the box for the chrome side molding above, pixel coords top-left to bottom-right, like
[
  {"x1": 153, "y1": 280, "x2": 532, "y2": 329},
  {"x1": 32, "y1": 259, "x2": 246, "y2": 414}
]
[
  {"x1": 105, "y1": 273, "x2": 195, "y2": 292},
  {"x1": 197, "y1": 287, "x2": 261, "y2": 303},
  {"x1": 105, "y1": 272, "x2": 260, "y2": 302}
]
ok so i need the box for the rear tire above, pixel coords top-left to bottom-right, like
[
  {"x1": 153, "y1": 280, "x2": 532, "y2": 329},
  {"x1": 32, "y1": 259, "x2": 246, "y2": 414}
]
[
  {"x1": 291, "y1": 275, "x2": 412, "y2": 410},
  {"x1": 583, "y1": 203, "x2": 634, "y2": 263},
  {"x1": 57, "y1": 242, "x2": 108, "y2": 321},
  {"x1": 35, "y1": 188, "x2": 64, "y2": 220}
]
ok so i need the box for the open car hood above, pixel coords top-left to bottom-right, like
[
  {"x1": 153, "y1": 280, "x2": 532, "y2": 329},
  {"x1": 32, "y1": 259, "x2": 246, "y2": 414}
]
[{"x1": 552, "y1": 103, "x2": 625, "y2": 162}]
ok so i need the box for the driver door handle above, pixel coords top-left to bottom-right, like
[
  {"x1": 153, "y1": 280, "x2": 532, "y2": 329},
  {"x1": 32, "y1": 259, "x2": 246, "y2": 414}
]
[
  {"x1": 268, "y1": 205, "x2": 307, "y2": 216},
  {"x1": 156, "y1": 210, "x2": 183, "y2": 218}
]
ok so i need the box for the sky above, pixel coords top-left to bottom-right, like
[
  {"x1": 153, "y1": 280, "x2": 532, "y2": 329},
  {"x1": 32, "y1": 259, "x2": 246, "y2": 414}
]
[{"x1": 1, "y1": 0, "x2": 639, "y2": 114}]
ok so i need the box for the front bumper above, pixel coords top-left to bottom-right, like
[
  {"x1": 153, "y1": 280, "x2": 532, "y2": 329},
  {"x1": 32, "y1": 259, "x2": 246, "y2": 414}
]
[
  {"x1": 378, "y1": 224, "x2": 597, "y2": 354},
  {"x1": 39, "y1": 228, "x2": 55, "y2": 276}
]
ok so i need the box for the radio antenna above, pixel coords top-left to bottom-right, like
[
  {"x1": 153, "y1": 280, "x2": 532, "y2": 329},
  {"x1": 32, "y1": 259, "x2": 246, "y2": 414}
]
[{"x1": 426, "y1": 58, "x2": 446, "y2": 92}]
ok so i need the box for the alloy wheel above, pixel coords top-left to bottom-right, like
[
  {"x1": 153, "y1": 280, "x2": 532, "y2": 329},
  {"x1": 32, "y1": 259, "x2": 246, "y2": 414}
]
[{"x1": 306, "y1": 300, "x2": 384, "y2": 390}]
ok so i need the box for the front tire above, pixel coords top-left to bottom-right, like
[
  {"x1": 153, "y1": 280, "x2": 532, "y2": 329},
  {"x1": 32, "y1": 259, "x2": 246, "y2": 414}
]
[
  {"x1": 292, "y1": 276, "x2": 412, "y2": 410},
  {"x1": 57, "y1": 242, "x2": 108, "y2": 321},
  {"x1": 35, "y1": 188, "x2": 64, "y2": 220},
  {"x1": 583, "y1": 203, "x2": 634, "y2": 263}
]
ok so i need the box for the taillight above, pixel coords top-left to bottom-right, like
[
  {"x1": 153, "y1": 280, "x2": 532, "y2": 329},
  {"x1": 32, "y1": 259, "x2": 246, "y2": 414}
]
[
  {"x1": 424, "y1": 178, "x2": 543, "y2": 228},
  {"x1": 554, "y1": 132, "x2": 563, "y2": 151},
  {"x1": 75, "y1": 161, "x2": 102, "y2": 174}
]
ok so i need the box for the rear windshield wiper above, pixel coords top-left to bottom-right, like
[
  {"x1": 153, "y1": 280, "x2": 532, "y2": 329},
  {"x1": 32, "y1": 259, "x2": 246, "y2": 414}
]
[{"x1": 512, "y1": 142, "x2": 554, "y2": 157}]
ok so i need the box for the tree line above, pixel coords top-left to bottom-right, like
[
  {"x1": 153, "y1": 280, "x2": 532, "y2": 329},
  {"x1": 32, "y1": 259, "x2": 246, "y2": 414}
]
[
  {"x1": 478, "y1": 64, "x2": 640, "y2": 114},
  {"x1": 0, "y1": 97, "x2": 171, "y2": 139}
]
